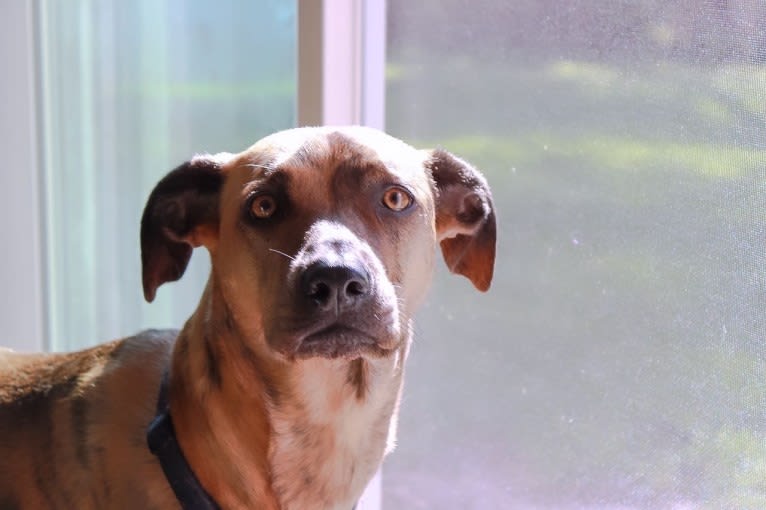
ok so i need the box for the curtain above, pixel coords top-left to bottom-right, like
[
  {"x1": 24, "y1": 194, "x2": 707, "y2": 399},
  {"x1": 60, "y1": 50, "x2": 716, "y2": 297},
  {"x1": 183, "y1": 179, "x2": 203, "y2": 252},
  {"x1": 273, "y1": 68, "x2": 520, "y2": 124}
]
[{"x1": 38, "y1": 0, "x2": 296, "y2": 349}]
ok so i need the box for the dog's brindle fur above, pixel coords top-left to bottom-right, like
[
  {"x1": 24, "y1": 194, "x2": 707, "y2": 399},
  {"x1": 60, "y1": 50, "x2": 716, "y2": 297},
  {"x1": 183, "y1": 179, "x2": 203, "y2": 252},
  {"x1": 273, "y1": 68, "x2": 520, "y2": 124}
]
[{"x1": 0, "y1": 126, "x2": 496, "y2": 509}]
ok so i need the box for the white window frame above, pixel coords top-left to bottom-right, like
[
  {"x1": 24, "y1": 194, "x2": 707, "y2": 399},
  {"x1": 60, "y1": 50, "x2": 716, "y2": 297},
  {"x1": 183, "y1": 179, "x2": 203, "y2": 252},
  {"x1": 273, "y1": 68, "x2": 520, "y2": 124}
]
[
  {"x1": 298, "y1": 0, "x2": 386, "y2": 130},
  {"x1": 0, "y1": 0, "x2": 386, "y2": 507}
]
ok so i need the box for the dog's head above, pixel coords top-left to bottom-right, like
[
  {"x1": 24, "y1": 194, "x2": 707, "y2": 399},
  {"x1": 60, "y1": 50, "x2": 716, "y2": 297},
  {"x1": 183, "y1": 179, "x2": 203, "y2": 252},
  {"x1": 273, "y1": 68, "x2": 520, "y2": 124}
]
[{"x1": 140, "y1": 127, "x2": 495, "y2": 360}]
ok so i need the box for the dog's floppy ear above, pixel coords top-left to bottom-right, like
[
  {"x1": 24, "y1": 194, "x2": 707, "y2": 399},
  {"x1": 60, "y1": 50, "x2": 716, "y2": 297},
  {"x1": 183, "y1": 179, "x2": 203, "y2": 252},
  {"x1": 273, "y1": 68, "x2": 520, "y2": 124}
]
[
  {"x1": 140, "y1": 153, "x2": 232, "y2": 302},
  {"x1": 426, "y1": 149, "x2": 496, "y2": 292}
]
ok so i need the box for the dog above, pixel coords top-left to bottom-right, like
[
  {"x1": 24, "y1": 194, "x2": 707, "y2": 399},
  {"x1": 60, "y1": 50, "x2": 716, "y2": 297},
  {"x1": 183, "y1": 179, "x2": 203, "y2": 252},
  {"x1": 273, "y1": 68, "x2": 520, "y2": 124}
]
[{"x1": 0, "y1": 126, "x2": 496, "y2": 509}]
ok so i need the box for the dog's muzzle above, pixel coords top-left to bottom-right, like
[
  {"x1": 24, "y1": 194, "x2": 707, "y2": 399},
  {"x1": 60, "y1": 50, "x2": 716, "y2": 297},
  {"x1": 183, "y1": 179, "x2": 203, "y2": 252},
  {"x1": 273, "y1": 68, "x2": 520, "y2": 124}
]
[{"x1": 285, "y1": 222, "x2": 400, "y2": 359}]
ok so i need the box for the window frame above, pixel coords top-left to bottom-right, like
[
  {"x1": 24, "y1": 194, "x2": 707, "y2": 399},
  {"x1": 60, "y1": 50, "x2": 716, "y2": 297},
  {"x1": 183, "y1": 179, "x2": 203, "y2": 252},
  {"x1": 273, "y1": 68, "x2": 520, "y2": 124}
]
[{"x1": 298, "y1": 0, "x2": 386, "y2": 129}]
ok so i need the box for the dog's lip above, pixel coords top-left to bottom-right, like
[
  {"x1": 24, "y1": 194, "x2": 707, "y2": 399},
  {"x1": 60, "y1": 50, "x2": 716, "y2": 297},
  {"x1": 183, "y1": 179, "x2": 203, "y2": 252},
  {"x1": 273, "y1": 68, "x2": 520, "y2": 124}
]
[
  {"x1": 300, "y1": 323, "x2": 375, "y2": 344},
  {"x1": 292, "y1": 321, "x2": 396, "y2": 359}
]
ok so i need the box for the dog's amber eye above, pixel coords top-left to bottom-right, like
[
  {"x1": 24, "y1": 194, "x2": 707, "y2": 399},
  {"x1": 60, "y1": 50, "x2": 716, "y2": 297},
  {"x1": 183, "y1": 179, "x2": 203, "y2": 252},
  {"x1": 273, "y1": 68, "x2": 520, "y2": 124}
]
[
  {"x1": 382, "y1": 186, "x2": 413, "y2": 212},
  {"x1": 249, "y1": 194, "x2": 277, "y2": 219}
]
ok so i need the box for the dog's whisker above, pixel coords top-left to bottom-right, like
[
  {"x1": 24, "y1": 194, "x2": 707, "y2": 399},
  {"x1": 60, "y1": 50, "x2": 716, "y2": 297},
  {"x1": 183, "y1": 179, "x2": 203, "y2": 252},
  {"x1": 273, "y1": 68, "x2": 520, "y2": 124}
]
[
  {"x1": 269, "y1": 248, "x2": 296, "y2": 261},
  {"x1": 244, "y1": 163, "x2": 274, "y2": 170}
]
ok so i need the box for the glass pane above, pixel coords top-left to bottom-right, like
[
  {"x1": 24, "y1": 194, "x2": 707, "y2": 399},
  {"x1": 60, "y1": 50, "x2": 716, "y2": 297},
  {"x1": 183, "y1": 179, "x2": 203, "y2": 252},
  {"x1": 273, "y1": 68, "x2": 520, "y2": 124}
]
[
  {"x1": 386, "y1": 1, "x2": 766, "y2": 508},
  {"x1": 38, "y1": 0, "x2": 296, "y2": 350}
]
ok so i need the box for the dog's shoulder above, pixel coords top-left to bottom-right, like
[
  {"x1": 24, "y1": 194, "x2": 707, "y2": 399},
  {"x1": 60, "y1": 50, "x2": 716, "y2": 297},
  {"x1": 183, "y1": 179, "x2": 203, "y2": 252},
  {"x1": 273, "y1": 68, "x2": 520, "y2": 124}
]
[
  {"x1": 95, "y1": 328, "x2": 177, "y2": 406},
  {"x1": 0, "y1": 330, "x2": 180, "y2": 507},
  {"x1": 0, "y1": 329, "x2": 178, "y2": 406},
  {"x1": 111, "y1": 328, "x2": 178, "y2": 372}
]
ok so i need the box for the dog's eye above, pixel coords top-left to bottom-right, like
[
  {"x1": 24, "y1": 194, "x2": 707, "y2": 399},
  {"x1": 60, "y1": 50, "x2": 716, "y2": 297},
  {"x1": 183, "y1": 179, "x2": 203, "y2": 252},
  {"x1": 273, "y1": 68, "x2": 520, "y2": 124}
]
[
  {"x1": 381, "y1": 186, "x2": 413, "y2": 212},
  {"x1": 249, "y1": 194, "x2": 277, "y2": 219}
]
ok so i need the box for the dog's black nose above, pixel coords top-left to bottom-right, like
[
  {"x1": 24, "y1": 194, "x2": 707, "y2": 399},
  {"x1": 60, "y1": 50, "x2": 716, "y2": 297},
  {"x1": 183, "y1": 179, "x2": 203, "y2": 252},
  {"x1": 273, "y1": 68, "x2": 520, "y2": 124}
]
[{"x1": 301, "y1": 260, "x2": 371, "y2": 312}]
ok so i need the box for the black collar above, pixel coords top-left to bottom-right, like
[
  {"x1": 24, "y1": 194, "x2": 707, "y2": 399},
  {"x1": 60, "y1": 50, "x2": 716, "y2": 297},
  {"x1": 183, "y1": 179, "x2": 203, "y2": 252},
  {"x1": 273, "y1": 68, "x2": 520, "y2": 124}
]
[
  {"x1": 147, "y1": 371, "x2": 221, "y2": 510},
  {"x1": 147, "y1": 371, "x2": 360, "y2": 510}
]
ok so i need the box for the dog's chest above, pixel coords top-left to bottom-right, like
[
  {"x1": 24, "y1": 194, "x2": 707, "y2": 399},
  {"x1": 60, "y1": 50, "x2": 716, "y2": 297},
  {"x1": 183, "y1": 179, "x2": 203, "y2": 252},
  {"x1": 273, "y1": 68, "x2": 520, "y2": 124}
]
[{"x1": 268, "y1": 360, "x2": 400, "y2": 510}]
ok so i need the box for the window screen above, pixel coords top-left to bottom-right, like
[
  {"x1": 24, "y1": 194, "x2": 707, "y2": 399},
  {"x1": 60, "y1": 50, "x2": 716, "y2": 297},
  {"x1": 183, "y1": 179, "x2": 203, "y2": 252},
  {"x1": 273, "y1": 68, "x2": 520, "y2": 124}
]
[{"x1": 385, "y1": 1, "x2": 766, "y2": 508}]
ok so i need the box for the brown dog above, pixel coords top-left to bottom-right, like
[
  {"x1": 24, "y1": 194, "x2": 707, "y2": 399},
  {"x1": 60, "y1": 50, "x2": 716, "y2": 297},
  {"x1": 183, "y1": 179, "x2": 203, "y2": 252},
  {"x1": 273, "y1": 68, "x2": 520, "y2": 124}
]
[{"x1": 0, "y1": 126, "x2": 495, "y2": 509}]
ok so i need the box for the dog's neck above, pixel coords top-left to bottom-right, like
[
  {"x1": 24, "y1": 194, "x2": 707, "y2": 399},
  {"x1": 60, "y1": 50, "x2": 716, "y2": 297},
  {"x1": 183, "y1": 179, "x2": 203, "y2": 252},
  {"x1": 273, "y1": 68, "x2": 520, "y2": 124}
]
[{"x1": 168, "y1": 283, "x2": 407, "y2": 510}]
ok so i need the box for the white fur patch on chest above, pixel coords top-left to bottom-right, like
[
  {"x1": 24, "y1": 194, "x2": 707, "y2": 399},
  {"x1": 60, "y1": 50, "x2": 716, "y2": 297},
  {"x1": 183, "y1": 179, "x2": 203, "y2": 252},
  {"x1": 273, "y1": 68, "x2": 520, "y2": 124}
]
[{"x1": 268, "y1": 357, "x2": 403, "y2": 510}]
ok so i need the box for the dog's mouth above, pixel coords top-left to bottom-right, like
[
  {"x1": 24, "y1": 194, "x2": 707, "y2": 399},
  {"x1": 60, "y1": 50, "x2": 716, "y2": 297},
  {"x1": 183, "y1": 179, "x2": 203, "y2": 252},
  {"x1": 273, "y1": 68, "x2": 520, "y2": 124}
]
[{"x1": 292, "y1": 321, "x2": 398, "y2": 360}]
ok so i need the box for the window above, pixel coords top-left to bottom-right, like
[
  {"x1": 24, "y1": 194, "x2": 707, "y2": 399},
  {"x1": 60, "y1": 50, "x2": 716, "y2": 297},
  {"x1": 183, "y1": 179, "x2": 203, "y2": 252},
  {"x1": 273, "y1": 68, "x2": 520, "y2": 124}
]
[{"x1": 384, "y1": 1, "x2": 766, "y2": 508}]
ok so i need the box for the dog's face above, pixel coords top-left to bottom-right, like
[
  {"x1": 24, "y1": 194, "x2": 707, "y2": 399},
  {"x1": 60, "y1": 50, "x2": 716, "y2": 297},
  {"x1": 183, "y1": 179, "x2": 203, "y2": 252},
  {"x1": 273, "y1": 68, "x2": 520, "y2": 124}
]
[{"x1": 140, "y1": 127, "x2": 495, "y2": 361}]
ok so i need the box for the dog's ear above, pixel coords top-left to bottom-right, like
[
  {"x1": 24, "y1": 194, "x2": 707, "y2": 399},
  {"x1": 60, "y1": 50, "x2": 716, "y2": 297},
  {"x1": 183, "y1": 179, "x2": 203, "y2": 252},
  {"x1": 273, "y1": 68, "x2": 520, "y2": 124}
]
[
  {"x1": 140, "y1": 154, "x2": 232, "y2": 302},
  {"x1": 426, "y1": 149, "x2": 496, "y2": 292}
]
